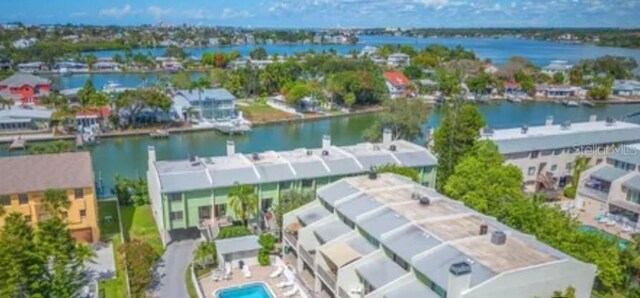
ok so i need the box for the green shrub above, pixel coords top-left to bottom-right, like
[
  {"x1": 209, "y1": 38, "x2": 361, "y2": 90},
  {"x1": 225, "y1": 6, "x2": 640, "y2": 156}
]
[
  {"x1": 119, "y1": 239, "x2": 160, "y2": 297},
  {"x1": 563, "y1": 186, "x2": 577, "y2": 199},
  {"x1": 259, "y1": 233, "x2": 277, "y2": 252},
  {"x1": 258, "y1": 249, "x2": 271, "y2": 266},
  {"x1": 217, "y1": 226, "x2": 251, "y2": 239}
]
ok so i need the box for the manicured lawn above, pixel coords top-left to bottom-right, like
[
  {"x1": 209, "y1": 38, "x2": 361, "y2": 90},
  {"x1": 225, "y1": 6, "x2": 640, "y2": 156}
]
[
  {"x1": 98, "y1": 236, "x2": 127, "y2": 298},
  {"x1": 238, "y1": 104, "x2": 297, "y2": 123},
  {"x1": 186, "y1": 265, "x2": 198, "y2": 298},
  {"x1": 98, "y1": 200, "x2": 120, "y2": 238},
  {"x1": 120, "y1": 205, "x2": 164, "y2": 255}
]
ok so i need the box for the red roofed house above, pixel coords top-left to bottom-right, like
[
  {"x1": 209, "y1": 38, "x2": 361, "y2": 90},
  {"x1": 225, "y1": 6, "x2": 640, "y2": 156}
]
[
  {"x1": 75, "y1": 106, "x2": 111, "y2": 129},
  {"x1": 384, "y1": 71, "x2": 414, "y2": 98},
  {"x1": 0, "y1": 73, "x2": 51, "y2": 105}
]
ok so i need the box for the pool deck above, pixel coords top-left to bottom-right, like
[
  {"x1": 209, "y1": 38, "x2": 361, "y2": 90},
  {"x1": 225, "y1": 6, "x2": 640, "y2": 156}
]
[
  {"x1": 576, "y1": 199, "x2": 633, "y2": 241},
  {"x1": 199, "y1": 265, "x2": 293, "y2": 298}
]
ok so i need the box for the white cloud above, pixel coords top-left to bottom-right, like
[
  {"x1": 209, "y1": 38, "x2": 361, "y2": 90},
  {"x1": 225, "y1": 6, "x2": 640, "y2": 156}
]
[
  {"x1": 99, "y1": 5, "x2": 132, "y2": 18},
  {"x1": 415, "y1": 0, "x2": 449, "y2": 8},
  {"x1": 147, "y1": 6, "x2": 172, "y2": 20},
  {"x1": 221, "y1": 8, "x2": 254, "y2": 19}
]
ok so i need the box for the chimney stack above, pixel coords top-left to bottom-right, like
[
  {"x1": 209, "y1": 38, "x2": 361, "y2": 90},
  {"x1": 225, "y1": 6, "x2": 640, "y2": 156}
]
[
  {"x1": 383, "y1": 128, "x2": 393, "y2": 144},
  {"x1": 589, "y1": 115, "x2": 597, "y2": 122},
  {"x1": 447, "y1": 262, "x2": 472, "y2": 298},
  {"x1": 322, "y1": 135, "x2": 332, "y2": 149},
  {"x1": 226, "y1": 140, "x2": 235, "y2": 156},
  {"x1": 545, "y1": 116, "x2": 554, "y2": 126}
]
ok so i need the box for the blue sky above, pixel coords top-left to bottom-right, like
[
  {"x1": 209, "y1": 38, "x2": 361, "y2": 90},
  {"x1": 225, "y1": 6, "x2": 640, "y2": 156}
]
[{"x1": 3, "y1": 0, "x2": 639, "y2": 28}]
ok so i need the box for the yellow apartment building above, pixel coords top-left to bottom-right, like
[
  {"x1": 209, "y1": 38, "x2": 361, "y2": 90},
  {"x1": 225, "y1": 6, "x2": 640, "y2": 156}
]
[{"x1": 0, "y1": 152, "x2": 100, "y2": 242}]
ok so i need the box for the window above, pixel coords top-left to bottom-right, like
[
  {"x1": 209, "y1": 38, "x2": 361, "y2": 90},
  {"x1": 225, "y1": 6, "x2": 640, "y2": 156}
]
[
  {"x1": 0, "y1": 195, "x2": 10, "y2": 206},
  {"x1": 301, "y1": 179, "x2": 313, "y2": 188},
  {"x1": 527, "y1": 167, "x2": 536, "y2": 176},
  {"x1": 74, "y1": 188, "x2": 84, "y2": 199},
  {"x1": 553, "y1": 149, "x2": 563, "y2": 155},
  {"x1": 198, "y1": 206, "x2": 212, "y2": 220},
  {"x1": 80, "y1": 210, "x2": 87, "y2": 219},
  {"x1": 24, "y1": 215, "x2": 31, "y2": 222},
  {"x1": 170, "y1": 211, "x2": 184, "y2": 221},
  {"x1": 168, "y1": 193, "x2": 181, "y2": 202},
  {"x1": 18, "y1": 194, "x2": 28, "y2": 205},
  {"x1": 530, "y1": 151, "x2": 539, "y2": 159},
  {"x1": 566, "y1": 162, "x2": 573, "y2": 171},
  {"x1": 215, "y1": 204, "x2": 227, "y2": 218},
  {"x1": 551, "y1": 164, "x2": 558, "y2": 172},
  {"x1": 261, "y1": 198, "x2": 273, "y2": 211},
  {"x1": 279, "y1": 181, "x2": 291, "y2": 189},
  {"x1": 627, "y1": 190, "x2": 640, "y2": 204}
]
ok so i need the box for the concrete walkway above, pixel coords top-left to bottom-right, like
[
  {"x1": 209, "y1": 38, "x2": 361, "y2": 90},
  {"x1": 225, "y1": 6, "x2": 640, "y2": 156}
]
[{"x1": 150, "y1": 239, "x2": 197, "y2": 298}]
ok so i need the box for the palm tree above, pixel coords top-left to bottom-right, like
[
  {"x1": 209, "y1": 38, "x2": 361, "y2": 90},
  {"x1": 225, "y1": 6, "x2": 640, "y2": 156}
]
[
  {"x1": 188, "y1": 77, "x2": 211, "y2": 120},
  {"x1": 43, "y1": 188, "x2": 71, "y2": 218},
  {"x1": 0, "y1": 96, "x2": 12, "y2": 110},
  {"x1": 228, "y1": 183, "x2": 258, "y2": 227}
]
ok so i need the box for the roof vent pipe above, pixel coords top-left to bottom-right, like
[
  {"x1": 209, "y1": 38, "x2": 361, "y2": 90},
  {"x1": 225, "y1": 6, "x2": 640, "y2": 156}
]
[
  {"x1": 491, "y1": 230, "x2": 507, "y2": 245},
  {"x1": 479, "y1": 224, "x2": 488, "y2": 235}
]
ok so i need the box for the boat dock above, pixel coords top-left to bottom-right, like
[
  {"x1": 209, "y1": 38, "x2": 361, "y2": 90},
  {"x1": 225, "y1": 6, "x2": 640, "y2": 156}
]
[
  {"x1": 150, "y1": 129, "x2": 170, "y2": 138},
  {"x1": 9, "y1": 137, "x2": 26, "y2": 150}
]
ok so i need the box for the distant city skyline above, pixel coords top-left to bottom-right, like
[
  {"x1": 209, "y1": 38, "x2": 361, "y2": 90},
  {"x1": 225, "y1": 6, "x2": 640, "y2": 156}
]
[{"x1": 2, "y1": 0, "x2": 640, "y2": 28}]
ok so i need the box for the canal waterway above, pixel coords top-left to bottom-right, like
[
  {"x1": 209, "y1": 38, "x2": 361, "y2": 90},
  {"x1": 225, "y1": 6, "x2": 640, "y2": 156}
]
[{"x1": 3, "y1": 101, "x2": 640, "y2": 196}]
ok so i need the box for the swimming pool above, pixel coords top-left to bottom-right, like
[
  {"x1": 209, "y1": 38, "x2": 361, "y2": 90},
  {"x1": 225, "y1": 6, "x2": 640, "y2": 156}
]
[
  {"x1": 216, "y1": 283, "x2": 275, "y2": 298},
  {"x1": 579, "y1": 225, "x2": 629, "y2": 250}
]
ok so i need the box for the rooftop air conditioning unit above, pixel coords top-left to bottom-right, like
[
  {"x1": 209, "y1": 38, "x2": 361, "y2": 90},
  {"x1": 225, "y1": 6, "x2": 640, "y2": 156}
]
[
  {"x1": 252, "y1": 153, "x2": 260, "y2": 161},
  {"x1": 389, "y1": 144, "x2": 397, "y2": 151},
  {"x1": 322, "y1": 150, "x2": 329, "y2": 156},
  {"x1": 419, "y1": 197, "x2": 430, "y2": 206}
]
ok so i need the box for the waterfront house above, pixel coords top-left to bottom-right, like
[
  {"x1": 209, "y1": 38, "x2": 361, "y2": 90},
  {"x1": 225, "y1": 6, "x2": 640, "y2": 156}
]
[
  {"x1": 156, "y1": 57, "x2": 182, "y2": 72},
  {"x1": 541, "y1": 60, "x2": 573, "y2": 77},
  {"x1": 0, "y1": 152, "x2": 100, "y2": 242},
  {"x1": 172, "y1": 88, "x2": 238, "y2": 122},
  {"x1": 535, "y1": 84, "x2": 582, "y2": 99},
  {"x1": 146, "y1": 132, "x2": 438, "y2": 246},
  {"x1": 503, "y1": 80, "x2": 525, "y2": 96},
  {"x1": 54, "y1": 61, "x2": 89, "y2": 73},
  {"x1": 93, "y1": 61, "x2": 121, "y2": 72},
  {"x1": 482, "y1": 116, "x2": 640, "y2": 193},
  {"x1": 0, "y1": 73, "x2": 51, "y2": 105},
  {"x1": 283, "y1": 173, "x2": 596, "y2": 298},
  {"x1": 228, "y1": 58, "x2": 250, "y2": 70},
  {"x1": 612, "y1": 80, "x2": 640, "y2": 97},
  {"x1": 386, "y1": 53, "x2": 411, "y2": 67},
  {"x1": 17, "y1": 61, "x2": 47, "y2": 73},
  {"x1": 12, "y1": 38, "x2": 37, "y2": 49},
  {"x1": 383, "y1": 71, "x2": 414, "y2": 98},
  {"x1": 0, "y1": 107, "x2": 52, "y2": 132}
]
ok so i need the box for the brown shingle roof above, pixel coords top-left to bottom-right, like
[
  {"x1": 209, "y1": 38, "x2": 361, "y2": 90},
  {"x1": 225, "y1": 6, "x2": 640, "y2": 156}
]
[{"x1": 0, "y1": 152, "x2": 94, "y2": 194}]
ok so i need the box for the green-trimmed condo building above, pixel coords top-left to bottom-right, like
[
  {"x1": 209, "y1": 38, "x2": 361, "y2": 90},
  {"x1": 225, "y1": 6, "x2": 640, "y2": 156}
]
[{"x1": 147, "y1": 131, "x2": 438, "y2": 246}]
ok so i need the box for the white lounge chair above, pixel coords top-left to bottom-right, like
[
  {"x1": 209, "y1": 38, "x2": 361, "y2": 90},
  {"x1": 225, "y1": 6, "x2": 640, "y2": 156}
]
[
  {"x1": 270, "y1": 265, "x2": 284, "y2": 278},
  {"x1": 243, "y1": 266, "x2": 252, "y2": 278},
  {"x1": 283, "y1": 286, "x2": 299, "y2": 297},
  {"x1": 277, "y1": 280, "x2": 294, "y2": 288},
  {"x1": 350, "y1": 284, "x2": 363, "y2": 294}
]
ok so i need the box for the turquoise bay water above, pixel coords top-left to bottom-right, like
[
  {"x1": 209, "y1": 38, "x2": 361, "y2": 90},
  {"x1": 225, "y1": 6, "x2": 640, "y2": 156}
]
[
  {"x1": 2, "y1": 101, "x2": 640, "y2": 197},
  {"x1": 216, "y1": 283, "x2": 273, "y2": 298}
]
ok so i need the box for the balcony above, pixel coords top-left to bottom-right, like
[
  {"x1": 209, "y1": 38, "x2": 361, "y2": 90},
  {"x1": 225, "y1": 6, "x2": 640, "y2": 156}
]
[
  {"x1": 317, "y1": 266, "x2": 337, "y2": 292},
  {"x1": 300, "y1": 247, "x2": 315, "y2": 266},
  {"x1": 284, "y1": 231, "x2": 298, "y2": 247}
]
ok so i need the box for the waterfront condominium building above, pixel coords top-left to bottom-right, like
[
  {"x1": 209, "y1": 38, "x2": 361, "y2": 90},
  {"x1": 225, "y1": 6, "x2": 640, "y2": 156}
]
[
  {"x1": 283, "y1": 173, "x2": 597, "y2": 298},
  {"x1": 482, "y1": 115, "x2": 640, "y2": 193},
  {"x1": 576, "y1": 144, "x2": 640, "y2": 229},
  {"x1": 147, "y1": 131, "x2": 438, "y2": 246},
  {"x1": 0, "y1": 152, "x2": 100, "y2": 242}
]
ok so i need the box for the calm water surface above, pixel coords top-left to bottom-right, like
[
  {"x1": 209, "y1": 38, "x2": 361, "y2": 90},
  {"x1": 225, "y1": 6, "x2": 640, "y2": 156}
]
[{"x1": 3, "y1": 101, "x2": 640, "y2": 196}]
